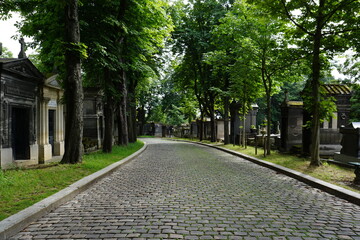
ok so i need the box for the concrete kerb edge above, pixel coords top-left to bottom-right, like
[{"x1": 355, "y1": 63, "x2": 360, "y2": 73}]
[
  {"x1": 172, "y1": 139, "x2": 360, "y2": 206},
  {"x1": 0, "y1": 142, "x2": 148, "y2": 240}
]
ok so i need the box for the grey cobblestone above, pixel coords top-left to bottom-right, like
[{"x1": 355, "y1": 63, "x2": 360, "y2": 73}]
[{"x1": 10, "y1": 139, "x2": 360, "y2": 239}]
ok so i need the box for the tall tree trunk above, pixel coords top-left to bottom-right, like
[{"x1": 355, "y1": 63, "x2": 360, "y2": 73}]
[
  {"x1": 127, "y1": 101, "x2": 137, "y2": 143},
  {"x1": 210, "y1": 108, "x2": 216, "y2": 142},
  {"x1": 117, "y1": 71, "x2": 129, "y2": 146},
  {"x1": 138, "y1": 105, "x2": 146, "y2": 136},
  {"x1": 310, "y1": 18, "x2": 323, "y2": 166},
  {"x1": 103, "y1": 96, "x2": 114, "y2": 153},
  {"x1": 224, "y1": 96, "x2": 230, "y2": 145},
  {"x1": 266, "y1": 93, "x2": 271, "y2": 155},
  {"x1": 127, "y1": 79, "x2": 137, "y2": 143},
  {"x1": 115, "y1": 0, "x2": 129, "y2": 145},
  {"x1": 242, "y1": 105, "x2": 246, "y2": 148},
  {"x1": 223, "y1": 75, "x2": 230, "y2": 145},
  {"x1": 61, "y1": 0, "x2": 83, "y2": 164},
  {"x1": 199, "y1": 110, "x2": 204, "y2": 141}
]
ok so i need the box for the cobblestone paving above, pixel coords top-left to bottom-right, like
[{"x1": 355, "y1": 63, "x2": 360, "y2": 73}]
[{"x1": 11, "y1": 139, "x2": 360, "y2": 240}]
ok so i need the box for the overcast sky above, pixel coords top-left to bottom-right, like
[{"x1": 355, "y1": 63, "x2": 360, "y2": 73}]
[{"x1": 0, "y1": 12, "x2": 34, "y2": 57}]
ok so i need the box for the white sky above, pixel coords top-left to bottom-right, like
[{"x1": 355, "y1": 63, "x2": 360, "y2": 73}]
[{"x1": 0, "y1": 12, "x2": 35, "y2": 57}]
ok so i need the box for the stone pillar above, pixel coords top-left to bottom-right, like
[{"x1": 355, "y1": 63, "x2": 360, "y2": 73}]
[
  {"x1": 54, "y1": 98, "x2": 65, "y2": 156},
  {"x1": 96, "y1": 115, "x2": 102, "y2": 148},
  {"x1": 39, "y1": 98, "x2": 52, "y2": 163}
]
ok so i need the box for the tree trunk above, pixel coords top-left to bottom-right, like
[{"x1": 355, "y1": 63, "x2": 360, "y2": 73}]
[
  {"x1": 309, "y1": 21, "x2": 323, "y2": 166},
  {"x1": 127, "y1": 102, "x2": 137, "y2": 143},
  {"x1": 224, "y1": 96, "x2": 230, "y2": 145},
  {"x1": 138, "y1": 105, "x2": 146, "y2": 136},
  {"x1": 199, "y1": 111, "x2": 204, "y2": 141},
  {"x1": 117, "y1": 71, "x2": 129, "y2": 146},
  {"x1": 127, "y1": 81, "x2": 137, "y2": 143},
  {"x1": 114, "y1": 0, "x2": 129, "y2": 145},
  {"x1": 103, "y1": 96, "x2": 114, "y2": 153},
  {"x1": 266, "y1": 93, "x2": 271, "y2": 155},
  {"x1": 210, "y1": 109, "x2": 216, "y2": 142},
  {"x1": 61, "y1": 0, "x2": 83, "y2": 164},
  {"x1": 242, "y1": 108, "x2": 246, "y2": 148}
]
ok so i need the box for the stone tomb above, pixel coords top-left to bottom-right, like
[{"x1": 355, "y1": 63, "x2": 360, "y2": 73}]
[
  {"x1": 83, "y1": 87, "x2": 104, "y2": 149},
  {"x1": 334, "y1": 122, "x2": 360, "y2": 163},
  {"x1": 38, "y1": 75, "x2": 65, "y2": 163},
  {"x1": 0, "y1": 58, "x2": 43, "y2": 168},
  {"x1": 280, "y1": 101, "x2": 303, "y2": 152}
]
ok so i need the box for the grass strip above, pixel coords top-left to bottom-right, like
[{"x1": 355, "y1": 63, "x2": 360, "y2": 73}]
[
  {"x1": 221, "y1": 145, "x2": 358, "y2": 192},
  {"x1": 0, "y1": 141, "x2": 144, "y2": 221}
]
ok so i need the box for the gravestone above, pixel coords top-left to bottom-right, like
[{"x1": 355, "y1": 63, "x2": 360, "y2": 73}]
[
  {"x1": 334, "y1": 122, "x2": 360, "y2": 163},
  {"x1": 83, "y1": 87, "x2": 104, "y2": 149},
  {"x1": 280, "y1": 100, "x2": 303, "y2": 152}
]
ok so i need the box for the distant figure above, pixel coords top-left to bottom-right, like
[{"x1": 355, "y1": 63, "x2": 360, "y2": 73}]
[
  {"x1": 18, "y1": 37, "x2": 27, "y2": 59},
  {"x1": 0, "y1": 42, "x2": 2, "y2": 56}
]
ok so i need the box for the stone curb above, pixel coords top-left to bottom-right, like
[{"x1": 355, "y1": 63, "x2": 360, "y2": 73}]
[
  {"x1": 0, "y1": 143, "x2": 147, "y2": 240},
  {"x1": 174, "y1": 139, "x2": 360, "y2": 206}
]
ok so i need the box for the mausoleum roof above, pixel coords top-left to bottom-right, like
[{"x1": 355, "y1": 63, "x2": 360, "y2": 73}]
[
  {"x1": 0, "y1": 58, "x2": 19, "y2": 63},
  {"x1": 322, "y1": 84, "x2": 351, "y2": 95},
  {"x1": 45, "y1": 74, "x2": 62, "y2": 89},
  {"x1": 0, "y1": 57, "x2": 44, "y2": 81},
  {"x1": 286, "y1": 101, "x2": 303, "y2": 106}
]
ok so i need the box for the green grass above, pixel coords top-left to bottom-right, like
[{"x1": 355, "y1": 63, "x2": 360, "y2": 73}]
[
  {"x1": 222, "y1": 145, "x2": 359, "y2": 193},
  {"x1": 0, "y1": 141, "x2": 144, "y2": 221}
]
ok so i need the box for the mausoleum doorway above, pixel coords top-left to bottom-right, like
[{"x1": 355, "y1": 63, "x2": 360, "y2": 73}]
[
  {"x1": 48, "y1": 109, "x2": 55, "y2": 155},
  {"x1": 11, "y1": 107, "x2": 30, "y2": 160}
]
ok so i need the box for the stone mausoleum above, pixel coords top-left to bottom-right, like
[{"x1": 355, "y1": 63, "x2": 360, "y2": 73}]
[
  {"x1": 0, "y1": 58, "x2": 43, "y2": 168},
  {"x1": 280, "y1": 84, "x2": 352, "y2": 156},
  {"x1": 38, "y1": 75, "x2": 65, "y2": 163},
  {"x1": 0, "y1": 56, "x2": 65, "y2": 169}
]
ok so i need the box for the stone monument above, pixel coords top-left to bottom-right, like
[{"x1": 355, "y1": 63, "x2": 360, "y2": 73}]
[
  {"x1": 18, "y1": 37, "x2": 27, "y2": 59},
  {"x1": 334, "y1": 122, "x2": 360, "y2": 163}
]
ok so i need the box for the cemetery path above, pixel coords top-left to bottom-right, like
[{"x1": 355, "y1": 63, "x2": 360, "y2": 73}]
[{"x1": 11, "y1": 138, "x2": 360, "y2": 240}]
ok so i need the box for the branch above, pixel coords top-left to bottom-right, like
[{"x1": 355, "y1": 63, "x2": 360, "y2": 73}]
[
  {"x1": 280, "y1": 0, "x2": 314, "y2": 36},
  {"x1": 323, "y1": 27, "x2": 360, "y2": 36},
  {"x1": 268, "y1": 52, "x2": 313, "y2": 77},
  {"x1": 321, "y1": 0, "x2": 358, "y2": 29}
]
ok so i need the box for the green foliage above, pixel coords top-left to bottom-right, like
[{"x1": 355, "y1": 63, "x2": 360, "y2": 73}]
[
  {"x1": 66, "y1": 42, "x2": 88, "y2": 59},
  {"x1": 216, "y1": 0, "x2": 304, "y2": 139},
  {"x1": 350, "y1": 84, "x2": 360, "y2": 122},
  {"x1": 12, "y1": 0, "x2": 67, "y2": 74},
  {"x1": 0, "y1": 46, "x2": 14, "y2": 58},
  {"x1": 0, "y1": 0, "x2": 15, "y2": 19},
  {"x1": 302, "y1": 82, "x2": 337, "y2": 127}
]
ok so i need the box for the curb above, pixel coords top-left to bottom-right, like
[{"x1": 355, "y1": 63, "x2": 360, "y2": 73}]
[
  {"x1": 0, "y1": 143, "x2": 147, "y2": 240},
  {"x1": 174, "y1": 139, "x2": 360, "y2": 206}
]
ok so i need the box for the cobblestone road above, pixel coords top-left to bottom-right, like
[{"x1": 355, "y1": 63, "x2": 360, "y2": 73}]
[{"x1": 12, "y1": 139, "x2": 360, "y2": 240}]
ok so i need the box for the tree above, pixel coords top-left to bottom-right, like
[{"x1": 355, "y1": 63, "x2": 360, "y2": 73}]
[
  {"x1": 7, "y1": 0, "x2": 84, "y2": 163},
  {"x1": 249, "y1": 0, "x2": 360, "y2": 165},
  {"x1": 350, "y1": 84, "x2": 360, "y2": 122},
  {"x1": 81, "y1": 0, "x2": 171, "y2": 149},
  {"x1": 61, "y1": 0, "x2": 83, "y2": 164},
  {"x1": 0, "y1": 46, "x2": 14, "y2": 58},
  {"x1": 171, "y1": 0, "x2": 233, "y2": 142},
  {"x1": 217, "y1": 1, "x2": 302, "y2": 154}
]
